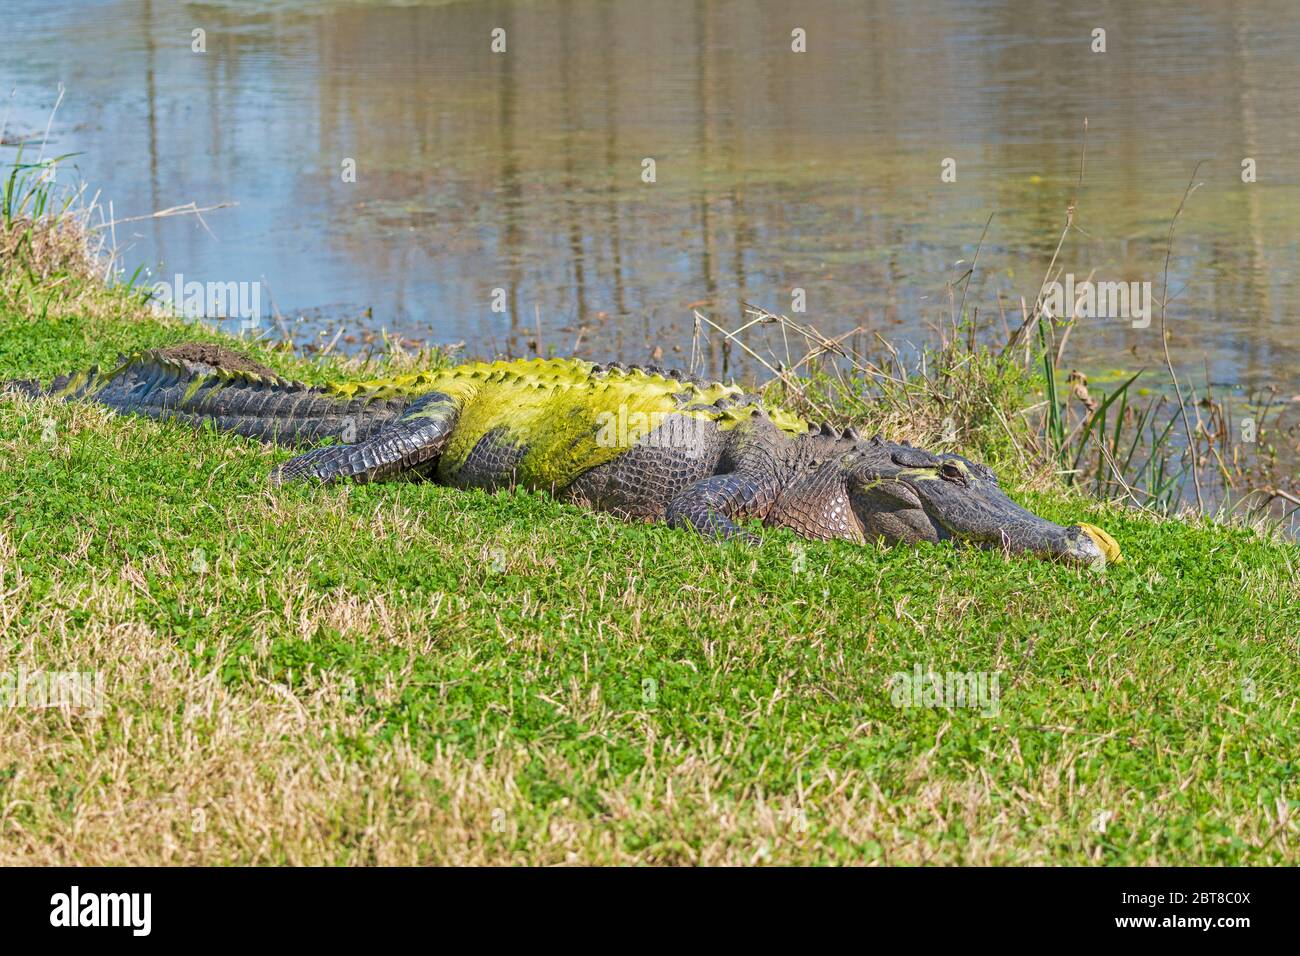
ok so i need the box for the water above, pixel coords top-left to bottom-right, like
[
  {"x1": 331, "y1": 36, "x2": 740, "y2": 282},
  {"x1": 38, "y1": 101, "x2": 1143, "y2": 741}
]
[{"x1": 3, "y1": 0, "x2": 1298, "y2": 406}]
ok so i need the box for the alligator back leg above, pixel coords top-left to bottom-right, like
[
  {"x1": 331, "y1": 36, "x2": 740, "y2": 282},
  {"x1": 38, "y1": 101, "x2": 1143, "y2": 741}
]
[
  {"x1": 7, "y1": 345, "x2": 406, "y2": 446},
  {"x1": 272, "y1": 391, "x2": 461, "y2": 485}
]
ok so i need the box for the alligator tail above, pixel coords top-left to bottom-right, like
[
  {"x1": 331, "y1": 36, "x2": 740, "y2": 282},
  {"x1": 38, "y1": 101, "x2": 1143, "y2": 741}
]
[{"x1": 4, "y1": 345, "x2": 409, "y2": 446}]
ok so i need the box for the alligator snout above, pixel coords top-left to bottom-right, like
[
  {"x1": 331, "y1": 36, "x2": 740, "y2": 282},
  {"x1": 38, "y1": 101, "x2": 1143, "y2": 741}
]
[
  {"x1": 851, "y1": 449, "x2": 1124, "y2": 567},
  {"x1": 1045, "y1": 524, "x2": 1108, "y2": 567}
]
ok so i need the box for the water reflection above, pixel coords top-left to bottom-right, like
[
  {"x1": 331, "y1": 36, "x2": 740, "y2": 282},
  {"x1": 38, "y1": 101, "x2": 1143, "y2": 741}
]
[{"x1": 1, "y1": 0, "x2": 1296, "y2": 398}]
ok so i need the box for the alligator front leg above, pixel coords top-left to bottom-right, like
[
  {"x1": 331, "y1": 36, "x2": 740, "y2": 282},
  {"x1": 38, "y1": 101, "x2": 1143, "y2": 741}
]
[
  {"x1": 666, "y1": 472, "x2": 777, "y2": 543},
  {"x1": 271, "y1": 392, "x2": 459, "y2": 485}
]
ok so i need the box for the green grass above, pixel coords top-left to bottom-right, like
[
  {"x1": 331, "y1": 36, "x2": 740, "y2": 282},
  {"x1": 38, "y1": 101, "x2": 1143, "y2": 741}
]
[{"x1": 0, "y1": 275, "x2": 1297, "y2": 864}]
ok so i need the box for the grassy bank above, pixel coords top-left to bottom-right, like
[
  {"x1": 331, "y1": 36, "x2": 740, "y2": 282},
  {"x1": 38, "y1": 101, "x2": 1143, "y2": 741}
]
[{"x1": 1, "y1": 185, "x2": 1298, "y2": 865}]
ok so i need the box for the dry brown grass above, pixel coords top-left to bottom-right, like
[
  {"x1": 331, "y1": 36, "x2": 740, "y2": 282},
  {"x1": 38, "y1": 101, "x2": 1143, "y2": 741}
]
[{"x1": 0, "y1": 212, "x2": 97, "y2": 283}]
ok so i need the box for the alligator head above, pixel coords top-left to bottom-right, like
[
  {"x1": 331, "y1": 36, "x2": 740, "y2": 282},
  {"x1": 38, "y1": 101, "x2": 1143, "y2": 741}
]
[{"x1": 844, "y1": 441, "x2": 1121, "y2": 567}]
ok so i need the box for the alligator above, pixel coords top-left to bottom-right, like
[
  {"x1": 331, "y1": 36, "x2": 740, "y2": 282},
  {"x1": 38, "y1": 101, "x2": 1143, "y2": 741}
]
[{"x1": 6, "y1": 342, "x2": 1121, "y2": 566}]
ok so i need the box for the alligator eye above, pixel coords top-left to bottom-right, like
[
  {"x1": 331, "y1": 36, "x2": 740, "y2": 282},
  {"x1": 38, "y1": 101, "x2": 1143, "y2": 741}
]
[{"x1": 940, "y1": 462, "x2": 967, "y2": 484}]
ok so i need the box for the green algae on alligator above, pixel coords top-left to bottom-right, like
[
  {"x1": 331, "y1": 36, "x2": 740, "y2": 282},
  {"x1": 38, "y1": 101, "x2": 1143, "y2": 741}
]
[{"x1": 7, "y1": 342, "x2": 1121, "y2": 567}]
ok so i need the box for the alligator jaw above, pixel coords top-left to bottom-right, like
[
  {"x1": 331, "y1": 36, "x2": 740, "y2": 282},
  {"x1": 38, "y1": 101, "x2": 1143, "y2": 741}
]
[
  {"x1": 946, "y1": 511, "x2": 1112, "y2": 568},
  {"x1": 927, "y1": 489, "x2": 1116, "y2": 568}
]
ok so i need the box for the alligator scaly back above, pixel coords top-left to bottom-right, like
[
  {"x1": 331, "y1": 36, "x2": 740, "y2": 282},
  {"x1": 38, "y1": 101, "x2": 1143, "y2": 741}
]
[{"x1": 321, "y1": 357, "x2": 809, "y2": 490}]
